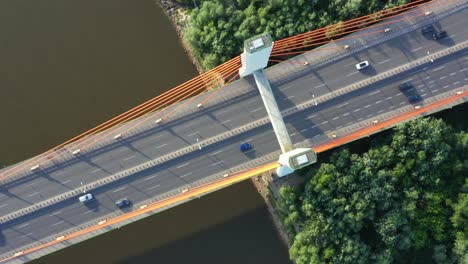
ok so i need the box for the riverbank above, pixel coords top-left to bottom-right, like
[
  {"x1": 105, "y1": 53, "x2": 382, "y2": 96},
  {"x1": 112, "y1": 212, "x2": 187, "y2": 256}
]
[{"x1": 156, "y1": 0, "x2": 204, "y2": 74}]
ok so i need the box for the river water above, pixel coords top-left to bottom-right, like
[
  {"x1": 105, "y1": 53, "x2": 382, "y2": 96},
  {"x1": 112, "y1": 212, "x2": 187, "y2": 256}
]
[{"x1": 0, "y1": 0, "x2": 290, "y2": 263}]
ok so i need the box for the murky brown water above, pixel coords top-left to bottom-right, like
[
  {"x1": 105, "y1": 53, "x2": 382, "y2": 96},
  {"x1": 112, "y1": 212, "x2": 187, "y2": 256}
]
[{"x1": 0, "y1": 0, "x2": 291, "y2": 263}]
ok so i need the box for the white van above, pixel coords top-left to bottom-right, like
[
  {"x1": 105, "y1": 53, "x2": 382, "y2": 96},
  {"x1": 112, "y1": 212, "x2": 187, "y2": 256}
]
[{"x1": 78, "y1": 193, "x2": 93, "y2": 203}]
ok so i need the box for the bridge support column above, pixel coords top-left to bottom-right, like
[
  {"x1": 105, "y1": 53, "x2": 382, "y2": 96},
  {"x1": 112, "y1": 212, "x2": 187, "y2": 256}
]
[
  {"x1": 239, "y1": 33, "x2": 317, "y2": 177},
  {"x1": 252, "y1": 69, "x2": 293, "y2": 153}
]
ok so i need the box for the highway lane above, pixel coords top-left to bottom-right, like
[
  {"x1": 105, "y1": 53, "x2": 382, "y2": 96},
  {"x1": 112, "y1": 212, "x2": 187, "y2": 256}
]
[
  {"x1": 2, "y1": 6, "x2": 467, "y2": 219},
  {"x1": 1, "y1": 44, "x2": 467, "y2": 256}
]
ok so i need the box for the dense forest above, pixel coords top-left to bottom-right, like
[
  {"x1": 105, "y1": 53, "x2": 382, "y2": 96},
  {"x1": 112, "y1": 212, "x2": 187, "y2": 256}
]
[
  {"x1": 276, "y1": 117, "x2": 468, "y2": 263},
  {"x1": 175, "y1": 0, "x2": 410, "y2": 69}
]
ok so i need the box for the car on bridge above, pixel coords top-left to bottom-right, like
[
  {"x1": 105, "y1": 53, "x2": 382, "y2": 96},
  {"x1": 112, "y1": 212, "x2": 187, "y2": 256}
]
[
  {"x1": 433, "y1": 30, "x2": 448, "y2": 40},
  {"x1": 355, "y1": 61, "x2": 370, "y2": 70},
  {"x1": 78, "y1": 193, "x2": 93, "y2": 203},
  {"x1": 115, "y1": 198, "x2": 130, "y2": 208},
  {"x1": 240, "y1": 142, "x2": 253, "y2": 152},
  {"x1": 408, "y1": 94, "x2": 422, "y2": 103},
  {"x1": 399, "y1": 82, "x2": 413, "y2": 92}
]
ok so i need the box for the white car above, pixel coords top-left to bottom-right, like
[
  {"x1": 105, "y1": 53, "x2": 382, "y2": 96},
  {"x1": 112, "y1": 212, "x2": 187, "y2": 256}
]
[
  {"x1": 78, "y1": 193, "x2": 93, "y2": 203},
  {"x1": 355, "y1": 61, "x2": 369, "y2": 70}
]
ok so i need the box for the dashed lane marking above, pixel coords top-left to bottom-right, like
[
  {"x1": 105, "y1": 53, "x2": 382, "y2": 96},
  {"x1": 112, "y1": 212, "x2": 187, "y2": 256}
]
[
  {"x1": 147, "y1": 184, "x2": 160, "y2": 191},
  {"x1": 432, "y1": 66, "x2": 446, "y2": 72},
  {"x1": 52, "y1": 221, "x2": 65, "y2": 226},
  {"x1": 186, "y1": 132, "x2": 199, "y2": 137},
  {"x1": 209, "y1": 150, "x2": 223, "y2": 156},
  {"x1": 353, "y1": 108, "x2": 361, "y2": 112},
  {"x1": 113, "y1": 187, "x2": 126, "y2": 193},
  {"x1": 122, "y1": 155, "x2": 135, "y2": 161},
  {"x1": 211, "y1": 161, "x2": 224, "y2": 166},
  {"x1": 27, "y1": 192, "x2": 40, "y2": 197},
  {"x1": 378, "y1": 59, "x2": 391, "y2": 64},
  {"x1": 176, "y1": 163, "x2": 190, "y2": 169},
  {"x1": 250, "y1": 107, "x2": 264, "y2": 113},
  {"x1": 155, "y1": 144, "x2": 168, "y2": 149},
  {"x1": 144, "y1": 175, "x2": 157, "y2": 181},
  {"x1": 17, "y1": 223, "x2": 30, "y2": 229},
  {"x1": 181, "y1": 172, "x2": 193, "y2": 178}
]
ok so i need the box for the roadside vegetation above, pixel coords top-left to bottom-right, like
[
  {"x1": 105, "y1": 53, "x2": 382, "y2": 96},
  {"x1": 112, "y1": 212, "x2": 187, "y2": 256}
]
[
  {"x1": 175, "y1": 0, "x2": 410, "y2": 69},
  {"x1": 276, "y1": 117, "x2": 468, "y2": 263}
]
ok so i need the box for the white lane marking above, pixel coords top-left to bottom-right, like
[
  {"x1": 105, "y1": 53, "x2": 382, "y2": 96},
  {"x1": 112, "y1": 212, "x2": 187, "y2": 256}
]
[
  {"x1": 284, "y1": 95, "x2": 295, "y2": 100},
  {"x1": 342, "y1": 113, "x2": 350, "y2": 117},
  {"x1": 453, "y1": 81, "x2": 460, "y2": 85},
  {"x1": 450, "y1": 72, "x2": 457, "y2": 76},
  {"x1": 336, "y1": 102, "x2": 349, "y2": 108},
  {"x1": 357, "y1": 118, "x2": 364, "y2": 121},
  {"x1": 424, "y1": 76, "x2": 431, "y2": 80},
  {"x1": 176, "y1": 163, "x2": 190, "y2": 169},
  {"x1": 402, "y1": 78, "x2": 413, "y2": 83},
  {"x1": 346, "y1": 71, "x2": 359, "y2": 77},
  {"x1": 385, "y1": 97, "x2": 393, "y2": 100},
  {"x1": 447, "y1": 34, "x2": 455, "y2": 38},
  {"x1": 123, "y1": 155, "x2": 135, "y2": 161},
  {"x1": 460, "y1": 68, "x2": 467, "y2": 72},
  {"x1": 300, "y1": 129, "x2": 308, "y2": 133},
  {"x1": 400, "y1": 102, "x2": 406, "y2": 105},
  {"x1": 210, "y1": 150, "x2": 223, "y2": 156},
  {"x1": 181, "y1": 172, "x2": 193, "y2": 178},
  {"x1": 250, "y1": 107, "x2": 263, "y2": 113},
  {"x1": 17, "y1": 223, "x2": 30, "y2": 229},
  {"x1": 332, "y1": 117, "x2": 339, "y2": 120},
  {"x1": 345, "y1": 121, "x2": 353, "y2": 126},
  {"x1": 417, "y1": 84, "x2": 425, "y2": 88},
  {"x1": 364, "y1": 104, "x2": 371, "y2": 108},
  {"x1": 186, "y1": 131, "x2": 199, "y2": 137},
  {"x1": 0, "y1": 204, "x2": 8, "y2": 209},
  {"x1": 290, "y1": 133, "x2": 297, "y2": 137},
  {"x1": 421, "y1": 93, "x2": 427, "y2": 97},
  {"x1": 369, "y1": 90, "x2": 380, "y2": 95},
  {"x1": 336, "y1": 125, "x2": 343, "y2": 129},
  {"x1": 90, "y1": 168, "x2": 101, "y2": 173},
  {"x1": 440, "y1": 76, "x2": 447, "y2": 80},
  {"x1": 378, "y1": 59, "x2": 391, "y2": 64},
  {"x1": 27, "y1": 192, "x2": 40, "y2": 197},
  {"x1": 389, "y1": 105, "x2": 396, "y2": 109},
  {"x1": 20, "y1": 233, "x2": 33, "y2": 238},
  {"x1": 377, "y1": 110, "x2": 384, "y2": 114},
  {"x1": 61, "y1": 180, "x2": 72, "y2": 184},
  {"x1": 375, "y1": 100, "x2": 382, "y2": 104},
  {"x1": 429, "y1": 85, "x2": 436, "y2": 88},
  {"x1": 52, "y1": 221, "x2": 65, "y2": 226},
  {"x1": 310, "y1": 124, "x2": 319, "y2": 128},
  {"x1": 84, "y1": 210, "x2": 94, "y2": 215},
  {"x1": 411, "y1": 47, "x2": 423, "y2": 52},
  {"x1": 443, "y1": 85, "x2": 450, "y2": 89},
  {"x1": 155, "y1": 144, "x2": 168, "y2": 149},
  {"x1": 281, "y1": 84, "x2": 295, "y2": 91},
  {"x1": 50, "y1": 211, "x2": 62, "y2": 216},
  {"x1": 211, "y1": 161, "x2": 224, "y2": 166},
  {"x1": 432, "y1": 66, "x2": 446, "y2": 72},
  {"x1": 144, "y1": 175, "x2": 157, "y2": 181},
  {"x1": 306, "y1": 114, "x2": 318, "y2": 120},
  {"x1": 367, "y1": 114, "x2": 373, "y2": 118},
  {"x1": 147, "y1": 184, "x2": 160, "y2": 190},
  {"x1": 428, "y1": 80, "x2": 435, "y2": 84},
  {"x1": 396, "y1": 93, "x2": 403, "y2": 96},
  {"x1": 353, "y1": 108, "x2": 361, "y2": 112},
  {"x1": 465, "y1": 78, "x2": 468, "y2": 81},
  {"x1": 313, "y1": 83, "x2": 326, "y2": 89},
  {"x1": 433, "y1": 89, "x2": 439, "y2": 93},
  {"x1": 221, "y1": 119, "x2": 232, "y2": 124},
  {"x1": 321, "y1": 121, "x2": 329, "y2": 125},
  {"x1": 113, "y1": 187, "x2": 126, "y2": 193},
  {"x1": 244, "y1": 137, "x2": 256, "y2": 142}
]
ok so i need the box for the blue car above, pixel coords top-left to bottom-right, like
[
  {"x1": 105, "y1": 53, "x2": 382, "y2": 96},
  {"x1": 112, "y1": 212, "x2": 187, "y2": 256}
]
[
  {"x1": 240, "y1": 142, "x2": 252, "y2": 151},
  {"x1": 115, "y1": 198, "x2": 130, "y2": 208}
]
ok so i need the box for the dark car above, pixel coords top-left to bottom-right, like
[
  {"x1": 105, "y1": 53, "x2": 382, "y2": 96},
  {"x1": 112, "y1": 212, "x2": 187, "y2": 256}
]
[
  {"x1": 240, "y1": 142, "x2": 252, "y2": 152},
  {"x1": 432, "y1": 31, "x2": 448, "y2": 40},
  {"x1": 399, "y1": 82, "x2": 412, "y2": 92},
  {"x1": 421, "y1": 24, "x2": 434, "y2": 33},
  {"x1": 115, "y1": 198, "x2": 130, "y2": 208},
  {"x1": 408, "y1": 94, "x2": 421, "y2": 103}
]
